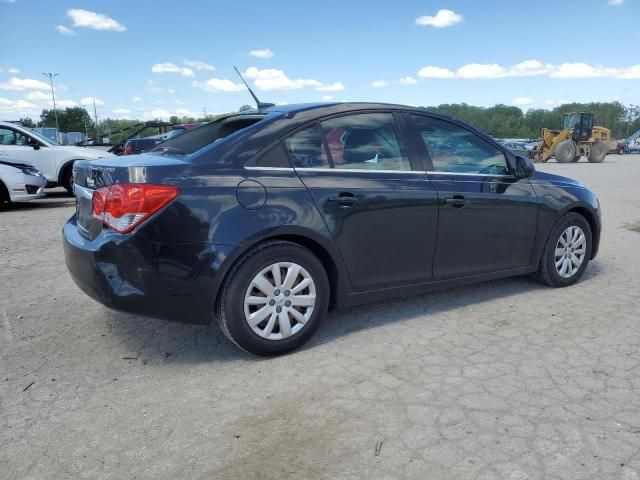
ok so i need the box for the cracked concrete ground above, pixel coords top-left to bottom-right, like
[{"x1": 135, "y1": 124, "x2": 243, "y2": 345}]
[{"x1": 2, "y1": 155, "x2": 640, "y2": 480}]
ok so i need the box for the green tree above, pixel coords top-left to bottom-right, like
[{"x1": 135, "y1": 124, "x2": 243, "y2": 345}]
[
  {"x1": 39, "y1": 107, "x2": 94, "y2": 133},
  {"x1": 19, "y1": 117, "x2": 36, "y2": 128}
]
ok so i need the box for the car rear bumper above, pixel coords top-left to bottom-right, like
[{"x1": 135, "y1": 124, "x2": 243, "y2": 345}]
[{"x1": 62, "y1": 217, "x2": 235, "y2": 324}]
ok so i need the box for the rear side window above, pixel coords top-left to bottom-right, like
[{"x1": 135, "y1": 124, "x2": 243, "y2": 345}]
[
  {"x1": 256, "y1": 143, "x2": 291, "y2": 168},
  {"x1": 284, "y1": 125, "x2": 330, "y2": 168},
  {"x1": 320, "y1": 113, "x2": 410, "y2": 171},
  {"x1": 411, "y1": 115, "x2": 508, "y2": 175}
]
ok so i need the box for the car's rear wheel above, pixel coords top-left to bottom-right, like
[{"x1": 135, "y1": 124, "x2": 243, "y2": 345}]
[
  {"x1": 217, "y1": 240, "x2": 329, "y2": 356},
  {"x1": 533, "y1": 212, "x2": 592, "y2": 287}
]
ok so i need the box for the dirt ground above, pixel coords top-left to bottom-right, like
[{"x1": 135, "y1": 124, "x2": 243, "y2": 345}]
[{"x1": 2, "y1": 155, "x2": 640, "y2": 480}]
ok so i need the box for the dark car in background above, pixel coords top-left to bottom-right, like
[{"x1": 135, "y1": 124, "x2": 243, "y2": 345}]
[
  {"x1": 122, "y1": 137, "x2": 164, "y2": 155},
  {"x1": 63, "y1": 103, "x2": 601, "y2": 355}
]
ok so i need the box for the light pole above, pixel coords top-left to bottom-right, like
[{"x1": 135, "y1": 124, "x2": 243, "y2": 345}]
[{"x1": 42, "y1": 73, "x2": 60, "y2": 143}]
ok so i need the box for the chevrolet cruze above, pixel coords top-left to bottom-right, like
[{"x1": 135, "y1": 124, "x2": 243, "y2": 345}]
[{"x1": 63, "y1": 103, "x2": 601, "y2": 355}]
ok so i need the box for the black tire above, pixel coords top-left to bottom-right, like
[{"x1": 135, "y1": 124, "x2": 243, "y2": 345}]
[
  {"x1": 533, "y1": 212, "x2": 592, "y2": 287},
  {"x1": 0, "y1": 180, "x2": 9, "y2": 209},
  {"x1": 572, "y1": 155, "x2": 581, "y2": 162},
  {"x1": 217, "y1": 240, "x2": 330, "y2": 356},
  {"x1": 554, "y1": 140, "x2": 576, "y2": 163},
  {"x1": 588, "y1": 142, "x2": 607, "y2": 163},
  {"x1": 618, "y1": 147, "x2": 625, "y2": 155},
  {"x1": 61, "y1": 165, "x2": 74, "y2": 194}
]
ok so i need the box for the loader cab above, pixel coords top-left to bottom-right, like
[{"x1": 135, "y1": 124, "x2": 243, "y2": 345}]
[{"x1": 563, "y1": 112, "x2": 594, "y2": 142}]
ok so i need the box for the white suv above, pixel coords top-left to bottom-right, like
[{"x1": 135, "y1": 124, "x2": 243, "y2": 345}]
[{"x1": 0, "y1": 122, "x2": 115, "y2": 192}]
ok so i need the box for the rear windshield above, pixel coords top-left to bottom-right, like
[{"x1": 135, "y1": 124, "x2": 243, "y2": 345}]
[{"x1": 147, "y1": 114, "x2": 267, "y2": 158}]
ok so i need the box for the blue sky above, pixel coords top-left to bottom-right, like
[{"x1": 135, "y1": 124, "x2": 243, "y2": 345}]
[{"x1": 1, "y1": 0, "x2": 639, "y2": 121}]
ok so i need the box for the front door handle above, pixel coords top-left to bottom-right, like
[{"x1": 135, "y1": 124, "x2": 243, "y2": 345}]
[
  {"x1": 444, "y1": 195, "x2": 468, "y2": 208},
  {"x1": 328, "y1": 192, "x2": 359, "y2": 208}
]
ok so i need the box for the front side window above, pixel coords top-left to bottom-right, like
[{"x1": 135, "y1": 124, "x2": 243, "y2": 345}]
[
  {"x1": 412, "y1": 115, "x2": 509, "y2": 175},
  {"x1": 284, "y1": 124, "x2": 330, "y2": 168},
  {"x1": 0, "y1": 128, "x2": 16, "y2": 145},
  {"x1": 320, "y1": 113, "x2": 410, "y2": 171}
]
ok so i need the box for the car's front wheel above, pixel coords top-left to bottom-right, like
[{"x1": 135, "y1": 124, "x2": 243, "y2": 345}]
[
  {"x1": 217, "y1": 241, "x2": 330, "y2": 356},
  {"x1": 534, "y1": 212, "x2": 592, "y2": 287}
]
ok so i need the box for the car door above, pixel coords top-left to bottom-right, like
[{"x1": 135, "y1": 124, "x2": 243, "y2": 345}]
[
  {"x1": 407, "y1": 113, "x2": 539, "y2": 280},
  {"x1": 285, "y1": 111, "x2": 439, "y2": 291},
  {"x1": 0, "y1": 127, "x2": 53, "y2": 179}
]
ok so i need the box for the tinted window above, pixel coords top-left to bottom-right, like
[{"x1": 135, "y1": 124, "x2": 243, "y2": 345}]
[
  {"x1": 0, "y1": 127, "x2": 29, "y2": 146},
  {"x1": 412, "y1": 115, "x2": 508, "y2": 175},
  {"x1": 284, "y1": 125, "x2": 330, "y2": 168},
  {"x1": 321, "y1": 113, "x2": 410, "y2": 171},
  {"x1": 256, "y1": 143, "x2": 291, "y2": 168}
]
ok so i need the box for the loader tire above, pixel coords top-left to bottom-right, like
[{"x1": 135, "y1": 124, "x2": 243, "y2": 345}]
[
  {"x1": 588, "y1": 142, "x2": 607, "y2": 163},
  {"x1": 555, "y1": 140, "x2": 576, "y2": 163},
  {"x1": 572, "y1": 155, "x2": 581, "y2": 162}
]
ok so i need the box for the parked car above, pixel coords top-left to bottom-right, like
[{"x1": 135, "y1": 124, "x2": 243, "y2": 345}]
[
  {"x1": 63, "y1": 102, "x2": 601, "y2": 356},
  {"x1": 0, "y1": 158, "x2": 46, "y2": 206},
  {"x1": 499, "y1": 141, "x2": 530, "y2": 157},
  {"x1": 0, "y1": 121, "x2": 114, "y2": 192},
  {"x1": 122, "y1": 137, "x2": 164, "y2": 155}
]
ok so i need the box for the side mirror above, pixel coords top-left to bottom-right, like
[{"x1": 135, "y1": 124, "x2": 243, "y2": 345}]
[
  {"x1": 514, "y1": 155, "x2": 535, "y2": 178},
  {"x1": 31, "y1": 143, "x2": 40, "y2": 150}
]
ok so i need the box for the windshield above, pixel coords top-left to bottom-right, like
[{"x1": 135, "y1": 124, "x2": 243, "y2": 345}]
[
  {"x1": 27, "y1": 128, "x2": 58, "y2": 145},
  {"x1": 563, "y1": 114, "x2": 579, "y2": 130}
]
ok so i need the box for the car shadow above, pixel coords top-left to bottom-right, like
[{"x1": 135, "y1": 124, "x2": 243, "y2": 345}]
[
  {"x1": 103, "y1": 272, "x2": 567, "y2": 364},
  {"x1": 3, "y1": 190, "x2": 74, "y2": 211}
]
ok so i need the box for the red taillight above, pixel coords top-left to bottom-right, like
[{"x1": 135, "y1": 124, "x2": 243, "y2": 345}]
[
  {"x1": 92, "y1": 183, "x2": 179, "y2": 233},
  {"x1": 123, "y1": 145, "x2": 133, "y2": 155}
]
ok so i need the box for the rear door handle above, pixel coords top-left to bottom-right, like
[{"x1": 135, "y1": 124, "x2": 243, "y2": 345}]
[
  {"x1": 328, "y1": 192, "x2": 359, "y2": 208},
  {"x1": 444, "y1": 195, "x2": 468, "y2": 208}
]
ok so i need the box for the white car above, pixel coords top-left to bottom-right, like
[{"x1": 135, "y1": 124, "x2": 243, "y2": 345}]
[
  {"x1": 0, "y1": 122, "x2": 115, "y2": 193},
  {"x1": 0, "y1": 158, "x2": 47, "y2": 205}
]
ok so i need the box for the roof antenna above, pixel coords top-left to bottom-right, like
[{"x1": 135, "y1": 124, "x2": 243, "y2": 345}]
[{"x1": 234, "y1": 66, "x2": 275, "y2": 109}]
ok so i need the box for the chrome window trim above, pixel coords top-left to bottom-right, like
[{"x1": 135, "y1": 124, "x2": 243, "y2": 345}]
[
  {"x1": 293, "y1": 167, "x2": 424, "y2": 175},
  {"x1": 427, "y1": 171, "x2": 514, "y2": 178},
  {"x1": 244, "y1": 166, "x2": 294, "y2": 171}
]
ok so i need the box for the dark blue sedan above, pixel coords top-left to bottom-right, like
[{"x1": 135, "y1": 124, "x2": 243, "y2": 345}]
[{"x1": 63, "y1": 103, "x2": 601, "y2": 355}]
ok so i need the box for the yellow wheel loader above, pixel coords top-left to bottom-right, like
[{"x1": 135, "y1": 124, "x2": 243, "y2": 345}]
[{"x1": 530, "y1": 112, "x2": 611, "y2": 163}]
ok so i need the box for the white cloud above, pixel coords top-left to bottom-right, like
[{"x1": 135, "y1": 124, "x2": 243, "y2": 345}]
[
  {"x1": 183, "y1": 59, "x2": 214, "y2": 71},
  {"x1": 80, "y1": 97, "x2": 105, "y2": 107},
  {"x1": 56, "y1": 25, "x2": 76, "y2": 36},
  {"x1": 151, "y1": 62, "x2": 194, "y2": 77},
  {"x1": 146, "y1": 80, "x2": 175, "y2": 94},
  {"x1": 457, "y1": 63, "x2": 507, "y2": 79},
  {"x1": 0, "y1": 77, "x2": 50, "y2": 91},
  {"x1": 8, "y1": 68, "x2": 19, "y2": 74},
  {"x1": 416, "y1": 9, "x2": 463, "y2": 28},
  {"x1": 25, "y1": 91, "x2": 51, "y2": 101},
  {"x1": 322, "y1": 95, "x2": 334, "y2": 101},
  {"x1": 544, "y1": 99, "x2": 570, "y2": 107},
  {"x1": 56, "y1": 99, "x2": 78, "y2": 108},
  {"x1": 417, "y1": 66, "x2": 456, "y2": 79},
  {"x1": 508, "y1": 59, "x2": 554, "y2": 76},
  {"x1": 244, "y1": 67, "x2": 320, "y2": 91},
  {"x1": 513, "y1": 97, "x2": 534, "y2": 106},
  {"x1": 0, "y1": 98, "x2": 39, "y2": 117},
  {"x1": 67, "y1": 9, "x2": 126, "y2": 32},
  {"x1": 609, "y1": 0, "x2": 624, "y2": 5},
  {"x1": 132, "y1": 96, "x2": 142, "y2": 102},
  {"x1": 315, "y1": 82, "x2": 346, "y2": 92},
  {"x1": 112, "y1": 108, "x2": 131, "y2": 114},
  {"x1": 371, "y1": 80, "x2": 388, "y2": 88},
  {"x1": 142, "y1": 107, "x2": 199, "y2": 120},
  {"x1": 416, "y1": 59, "x2": 640, "y2": 80},
  {"x1": 249, "y1": 49, "x2": 275, "y2": 59},
  {"x1": 192, "y1": 78, "x2": 244, "y2": 93},
  {"x1": 399, "y1": 76, "x2": 418, "y2": 85}
]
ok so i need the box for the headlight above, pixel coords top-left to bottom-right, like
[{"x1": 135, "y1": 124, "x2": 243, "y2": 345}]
[{"x1": 20, "y1": 166, "x2": 42, "y2": 177}]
